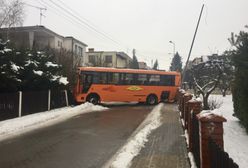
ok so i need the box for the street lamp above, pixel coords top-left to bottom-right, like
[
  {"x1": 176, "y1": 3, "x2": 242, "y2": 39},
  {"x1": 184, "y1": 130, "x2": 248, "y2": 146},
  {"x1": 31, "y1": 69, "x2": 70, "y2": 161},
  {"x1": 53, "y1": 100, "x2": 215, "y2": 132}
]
[{"x1": 169, "y1": 41, "x2": 175, "y2": 56}]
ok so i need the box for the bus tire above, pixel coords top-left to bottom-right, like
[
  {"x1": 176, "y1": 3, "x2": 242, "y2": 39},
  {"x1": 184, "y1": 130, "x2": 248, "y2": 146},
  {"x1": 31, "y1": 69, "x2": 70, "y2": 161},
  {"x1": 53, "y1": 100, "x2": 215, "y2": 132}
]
[
  {"x1": 146, "y1": 94, "x2": 158, "y2": 105},
  {"x1": 86, "y1": 94, "x2": 100, "y2": 105}
]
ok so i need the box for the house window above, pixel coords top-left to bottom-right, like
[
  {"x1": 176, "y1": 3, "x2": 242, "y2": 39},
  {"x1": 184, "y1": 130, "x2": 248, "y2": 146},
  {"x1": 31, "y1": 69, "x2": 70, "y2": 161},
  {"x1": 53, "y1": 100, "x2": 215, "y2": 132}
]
[
  {"x1": 105, "y1": 55, "x2": 112, "y2": 63},
  {"x1": 78, "y1": 46, "x2": 83, "y2": 56},
  {"x1": 57, "y1": 41, "x2": 62, "y2": 47},
  {"x1": 89, "y1": 55, "x2": 96, "y2": 64},
  {"x1": 75, "y1": 45, "x2": 78, "y2": 54}
]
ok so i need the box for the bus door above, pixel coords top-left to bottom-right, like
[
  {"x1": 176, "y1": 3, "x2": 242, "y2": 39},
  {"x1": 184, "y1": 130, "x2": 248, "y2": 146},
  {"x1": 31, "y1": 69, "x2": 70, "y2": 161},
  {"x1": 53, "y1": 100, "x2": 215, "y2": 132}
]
[{"x1": 82, "y1": 73, "x2": 93, "y2": 93}]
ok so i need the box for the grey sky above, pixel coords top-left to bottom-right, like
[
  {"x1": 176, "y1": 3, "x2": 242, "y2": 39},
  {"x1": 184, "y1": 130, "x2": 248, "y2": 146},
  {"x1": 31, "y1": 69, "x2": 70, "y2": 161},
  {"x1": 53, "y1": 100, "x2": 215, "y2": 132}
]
[{"x1": 23, "y1": 0, "x2": 248, "y2": 70}]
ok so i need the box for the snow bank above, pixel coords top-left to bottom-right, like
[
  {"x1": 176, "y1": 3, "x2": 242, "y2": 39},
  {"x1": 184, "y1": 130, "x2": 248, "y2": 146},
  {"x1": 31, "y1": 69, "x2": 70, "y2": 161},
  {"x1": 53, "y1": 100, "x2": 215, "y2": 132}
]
[
  {"x1": 0, "y1": 103, "x2": 108, "y2": 142},
  {"x1": 209, "y1": 95, "x2": 248, "y2": 168},
  {"x1": 104, "y1": 104, "x2": 163, "y2": 168}
]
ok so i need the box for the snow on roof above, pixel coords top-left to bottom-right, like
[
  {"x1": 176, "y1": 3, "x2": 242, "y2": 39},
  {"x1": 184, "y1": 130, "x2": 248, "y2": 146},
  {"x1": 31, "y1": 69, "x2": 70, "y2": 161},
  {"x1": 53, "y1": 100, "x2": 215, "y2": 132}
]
[{"x1": 202, "y1": 56, "x2": 209, "y2": 62}]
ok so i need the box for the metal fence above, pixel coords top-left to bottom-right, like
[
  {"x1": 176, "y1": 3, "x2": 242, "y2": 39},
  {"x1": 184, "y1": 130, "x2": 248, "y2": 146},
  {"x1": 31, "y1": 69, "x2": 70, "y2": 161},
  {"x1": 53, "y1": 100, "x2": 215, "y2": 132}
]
[
  {"x1": 0, "y1": 92, "x2": 19, "y2": 121},
  {"x1": 192, "y1": 112, "x2": 200, "y2": 167},
  {"x1": 51, "y1": 90, "x2": 67, "y2": 109},
  {"x1": 22, "y1": 91, "x2": 49, "y2": 116},
  {"x1": 209, "y1": 138, "x2": 239, "y2": 168},
  {"x1": 0, "y1": 90, "x2": 70, "y2": 121}
]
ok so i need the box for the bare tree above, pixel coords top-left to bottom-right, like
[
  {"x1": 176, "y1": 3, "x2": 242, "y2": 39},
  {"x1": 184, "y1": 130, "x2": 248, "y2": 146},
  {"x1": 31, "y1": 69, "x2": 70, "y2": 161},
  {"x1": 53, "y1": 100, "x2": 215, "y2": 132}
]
[
  {"x1": 191, "y1": 60, "x2": 223, "y2": 110},
  {"x1": 0, "y1": 0, "x2": 25, "y2": 28}
]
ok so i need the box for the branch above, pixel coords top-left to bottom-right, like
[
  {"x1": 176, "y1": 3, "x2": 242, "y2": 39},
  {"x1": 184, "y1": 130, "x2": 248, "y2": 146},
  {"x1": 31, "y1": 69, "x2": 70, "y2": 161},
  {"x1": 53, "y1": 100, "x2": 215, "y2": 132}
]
[
  {"x1": 206, "y1": 75, "x2": 221, "y2": 97},
  {"x1": 202, "y1": 80, "x2": 215, "y2": 90},
  {"x1": 193, "y1": 76, "x2": 204, "y2": 94}
]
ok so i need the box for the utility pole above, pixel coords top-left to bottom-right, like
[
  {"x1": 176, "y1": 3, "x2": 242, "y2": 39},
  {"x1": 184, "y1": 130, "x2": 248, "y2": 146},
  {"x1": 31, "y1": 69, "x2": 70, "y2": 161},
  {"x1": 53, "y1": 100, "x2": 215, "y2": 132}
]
[
  {"x1": 169, "y1": 40, "x2": 175, "y2": 57},
  {"x1": 39, "y1": 7, "x2": 46, "y2": 25},
  {"x1": 24, "y1": 3, "x2": 47, "y2": 25},
  {"x1": 182, "y1": 4, "x2": 204, "y2": 86}
]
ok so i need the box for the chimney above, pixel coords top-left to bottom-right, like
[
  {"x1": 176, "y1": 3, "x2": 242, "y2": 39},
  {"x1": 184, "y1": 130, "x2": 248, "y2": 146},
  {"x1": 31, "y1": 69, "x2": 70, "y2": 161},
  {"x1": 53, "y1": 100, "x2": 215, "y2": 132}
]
[{"x1": 88, "y1": 48, "x2": 94, "y2": 52}]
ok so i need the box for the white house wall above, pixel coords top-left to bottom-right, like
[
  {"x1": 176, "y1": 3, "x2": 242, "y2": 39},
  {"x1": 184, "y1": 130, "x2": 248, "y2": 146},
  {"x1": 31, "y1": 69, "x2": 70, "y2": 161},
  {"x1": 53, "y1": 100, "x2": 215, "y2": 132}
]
[{"x1": 116, "y1": 57, "x2": 127, "y2": 68}]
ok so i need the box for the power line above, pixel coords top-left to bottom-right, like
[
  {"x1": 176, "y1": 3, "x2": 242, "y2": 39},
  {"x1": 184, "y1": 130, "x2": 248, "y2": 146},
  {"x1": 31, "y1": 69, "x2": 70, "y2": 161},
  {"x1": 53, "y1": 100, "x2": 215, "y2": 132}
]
[
  {"x1": 47, "y1": 0, "x2": 124, "y2": 49},
  {"x1": 38, "y1": 0, "x2": 123, "y2": 49},
  {"x1": 23, "y1": 2, "x2": 46, "y2": 25},
  {"x1": 56, "y1": 0, "x2": 127, "y2": 49}
]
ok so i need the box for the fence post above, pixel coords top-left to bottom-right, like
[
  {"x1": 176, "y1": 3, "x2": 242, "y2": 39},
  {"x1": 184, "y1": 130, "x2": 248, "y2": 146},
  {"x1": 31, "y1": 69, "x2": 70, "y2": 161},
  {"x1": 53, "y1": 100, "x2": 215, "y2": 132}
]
[
  {"x1": 179, "y1": 90, "x2": 186, "y2": 118},
  {"x1": 48, "y1": 90, "x2": 51, "y2": 111},
  {"x1": 64, "y1": 90, "x2": 69, "y2": 106},
  {"x1": 188, "y1": 100, "x2": 202, "y2": 152},
  {"x1": 18, "y1": 91, "x2": 22, "y2": 117},
  {"x1": 183, "y1": 93, "x2": 193, "y2": 129},
  {"x1": 197, "y1": 112, "x2": 226, "y2": 168}
]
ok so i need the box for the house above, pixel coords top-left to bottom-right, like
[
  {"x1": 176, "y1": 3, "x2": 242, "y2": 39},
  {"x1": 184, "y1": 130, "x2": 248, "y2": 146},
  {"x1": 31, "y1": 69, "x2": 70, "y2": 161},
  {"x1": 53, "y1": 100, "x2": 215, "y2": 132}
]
[
  {"x1": 84, "y1": 48, "x2": 132, "y2": 68},
  {"x1": 190, "y1": 54, "x2": 230, "y2": 67},
  {"x1": 138, "y1": 61, "x2": 150, "y2": 69},
  {"x1": 0, "y1": 26, "x2": 87, "y2": 67}
]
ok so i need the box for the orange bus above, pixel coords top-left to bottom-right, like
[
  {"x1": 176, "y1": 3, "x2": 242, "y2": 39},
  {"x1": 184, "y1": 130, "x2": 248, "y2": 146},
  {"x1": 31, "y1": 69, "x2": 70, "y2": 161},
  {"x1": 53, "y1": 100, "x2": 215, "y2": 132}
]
[{"x1": 74, "y1": 67, "x2": 181, "y2": 105}]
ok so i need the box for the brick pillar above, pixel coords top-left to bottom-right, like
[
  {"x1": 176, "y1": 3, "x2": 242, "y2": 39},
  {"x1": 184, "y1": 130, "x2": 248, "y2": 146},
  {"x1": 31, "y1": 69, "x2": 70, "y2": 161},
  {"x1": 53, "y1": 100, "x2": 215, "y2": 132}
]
[
  {"x1": 188, "y1": 100, "x2": 202, "y2": 152},
  {"x1": 197, "y1": 112, "x2": 226, "y2": 168},
  {"x1": 183, "y1": 93, "x2": 193, "y2": 129}
]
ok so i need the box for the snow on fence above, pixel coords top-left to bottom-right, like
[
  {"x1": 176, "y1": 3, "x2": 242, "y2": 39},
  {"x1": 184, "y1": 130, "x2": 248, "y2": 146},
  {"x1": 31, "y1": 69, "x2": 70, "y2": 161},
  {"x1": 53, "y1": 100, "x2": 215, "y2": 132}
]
[
  {"x1": 178, "y1": 90, "x2": 239, "y2": 168},
  {"x1": 0, "y1": 90, "x2": 70, "y2": 121}
]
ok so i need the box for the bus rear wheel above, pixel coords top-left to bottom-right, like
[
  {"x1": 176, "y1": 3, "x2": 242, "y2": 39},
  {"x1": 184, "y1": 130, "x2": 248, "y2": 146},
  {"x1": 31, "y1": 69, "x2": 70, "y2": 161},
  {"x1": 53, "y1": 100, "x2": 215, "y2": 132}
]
[
  {"x1": 86, "y1": 94, "x2": 100, "y2": 105},
  {"x1": 146, "y1": 95, "x2": 158, "y2": 105}
]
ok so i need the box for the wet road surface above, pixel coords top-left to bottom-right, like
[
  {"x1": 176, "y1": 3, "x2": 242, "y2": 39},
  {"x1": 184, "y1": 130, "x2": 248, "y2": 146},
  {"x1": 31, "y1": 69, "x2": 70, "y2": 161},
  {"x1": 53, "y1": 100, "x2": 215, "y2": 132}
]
[
  {"x1": 131, "y1": 104, "x2": 190, "y2": 168},
  {"x1": 0, "y1": 104, "x2": 153, "y2": 168}
]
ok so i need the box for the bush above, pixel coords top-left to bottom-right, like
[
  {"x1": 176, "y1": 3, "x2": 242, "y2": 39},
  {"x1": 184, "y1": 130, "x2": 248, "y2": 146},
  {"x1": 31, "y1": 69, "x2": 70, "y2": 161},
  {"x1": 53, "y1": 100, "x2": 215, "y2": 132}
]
[
  {"x1": 230, "y1": 27, "x2": 248, "y2": 132},
  {"x1": 208, "y1": 96, "x2": 223, "y2": 110}
]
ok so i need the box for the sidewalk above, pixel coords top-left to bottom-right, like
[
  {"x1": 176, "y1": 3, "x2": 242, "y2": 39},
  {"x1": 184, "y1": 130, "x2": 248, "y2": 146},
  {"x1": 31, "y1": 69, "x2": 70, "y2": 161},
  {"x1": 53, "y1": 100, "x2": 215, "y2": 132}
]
[{"x1": 131, "y1": 104, "x2": 190, "y2": 168}]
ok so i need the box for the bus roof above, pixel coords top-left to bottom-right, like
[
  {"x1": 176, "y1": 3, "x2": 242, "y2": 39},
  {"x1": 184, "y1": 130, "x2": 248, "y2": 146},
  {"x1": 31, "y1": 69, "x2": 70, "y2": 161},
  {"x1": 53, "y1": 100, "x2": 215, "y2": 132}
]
[{"x1": 78, "y1": 67, "x2": 180, "y2": 75}]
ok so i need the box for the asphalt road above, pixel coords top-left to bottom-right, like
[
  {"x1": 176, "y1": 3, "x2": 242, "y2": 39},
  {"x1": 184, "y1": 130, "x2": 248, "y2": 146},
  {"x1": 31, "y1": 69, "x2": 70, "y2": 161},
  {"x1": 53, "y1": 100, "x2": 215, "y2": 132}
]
[{"x1": 0, "y1": 104, "x2": 153, "y2": 168}]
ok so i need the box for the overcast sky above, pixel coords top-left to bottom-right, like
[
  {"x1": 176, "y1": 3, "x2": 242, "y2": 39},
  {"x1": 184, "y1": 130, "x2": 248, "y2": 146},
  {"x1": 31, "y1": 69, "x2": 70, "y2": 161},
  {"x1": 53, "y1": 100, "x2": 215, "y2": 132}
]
[{"x1": 23, "y1": 0, "x2": 248, "y2": 70}]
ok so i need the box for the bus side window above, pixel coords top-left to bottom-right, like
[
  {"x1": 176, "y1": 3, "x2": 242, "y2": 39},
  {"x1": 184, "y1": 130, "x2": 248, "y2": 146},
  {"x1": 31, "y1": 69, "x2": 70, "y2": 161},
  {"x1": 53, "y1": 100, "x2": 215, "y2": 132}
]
[
  {"x1": 150, "y1": 74, "x2": 160, "y2": 85},
  {"x1": 145, "y1": 74, "x2": 151, "y2": 85},
  {"x1": 92, "y1": 72, "x2": 99, "y2": 83},
  {"x1": 138, "y1": 74, "x2": 147, "y2": 85},
  {"x1": 107, "y1": 73, "x2": 119, "y2": 84},
  {"x1": 125, "y1": 73, "x2": 133, "y2": 85},
  {"x1": 132, "y1": 74, "x2": 138, "y2": 85},
  {"x1": 119, "y1": 73, "x2": 125, "y2": 85},
  {"x1": 99, "y1": 72, "x2": 107, "y2": 84},
  {"x1": 160, "y1": 75, "x2": 176, "y2": 86}
]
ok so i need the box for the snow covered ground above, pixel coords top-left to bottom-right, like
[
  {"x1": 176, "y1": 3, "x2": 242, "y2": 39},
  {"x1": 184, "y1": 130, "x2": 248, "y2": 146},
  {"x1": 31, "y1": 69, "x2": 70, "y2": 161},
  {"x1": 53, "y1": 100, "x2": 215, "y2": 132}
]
[
  {"x1": 0, "y1": 103, "x2": 108, "y2": 142},
  {"x1": 209, "y1": 95, "x2": 248, "y2": 168}
]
